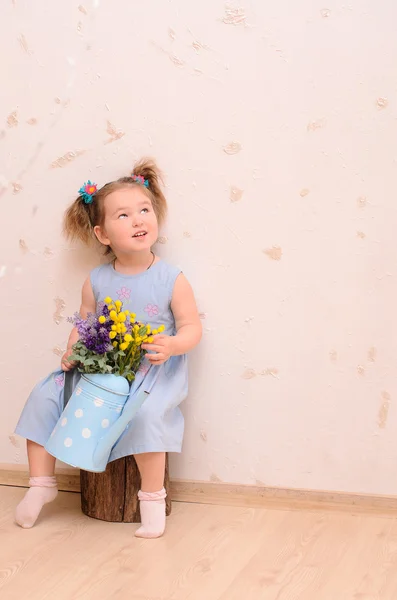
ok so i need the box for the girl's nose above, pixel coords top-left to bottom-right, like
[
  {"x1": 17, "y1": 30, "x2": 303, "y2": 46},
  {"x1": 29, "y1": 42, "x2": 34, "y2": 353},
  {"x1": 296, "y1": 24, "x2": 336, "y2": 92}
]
[{"x1": 132, "y1": 216, "x2": 144, "y2": 227}]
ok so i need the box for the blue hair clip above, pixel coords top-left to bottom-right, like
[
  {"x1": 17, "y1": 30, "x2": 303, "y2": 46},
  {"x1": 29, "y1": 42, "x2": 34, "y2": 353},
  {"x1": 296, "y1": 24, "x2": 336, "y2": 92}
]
[
  {"x1": 131, "y1": 174, "x2": 149, "y2": 188},
  {"x1": 78, "y1": 180, "x2": 98, "y2": 204}
]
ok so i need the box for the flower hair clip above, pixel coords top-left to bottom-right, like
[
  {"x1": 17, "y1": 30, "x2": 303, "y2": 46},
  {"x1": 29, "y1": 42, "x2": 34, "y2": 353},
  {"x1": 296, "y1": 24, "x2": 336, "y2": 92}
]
[
  {"x1": 131, "y1": 174, "x2": 149, "y2": 188},
  {"x1": 78, "y1": 180, "x2": 98, "y2": 204}
]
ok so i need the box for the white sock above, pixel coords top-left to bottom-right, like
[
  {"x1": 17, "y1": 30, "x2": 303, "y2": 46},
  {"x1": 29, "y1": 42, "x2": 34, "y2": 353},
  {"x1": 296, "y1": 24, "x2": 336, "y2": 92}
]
[
  {"x1": 135, "y1": 488, "x2": 166, "y2": 539},
  {"x1": 15, "y1": 476, "x2": 58, "y2": 529}
]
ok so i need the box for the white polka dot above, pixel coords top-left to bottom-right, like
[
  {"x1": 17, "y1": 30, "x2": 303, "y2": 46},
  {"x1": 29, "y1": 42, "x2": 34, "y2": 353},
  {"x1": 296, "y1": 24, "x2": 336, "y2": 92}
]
[
  {"x1": 75, "y1": 409, "x2": 83, "y2": 418},
  {"x1": 64, "y1": 437, "x2": 73, "y2": 447},
  {"x1": 94, "y1": 398, "x2": 104, "y2": 407},
  {"x1": 82, "y1": 428, "x2": 91, "y2": 439},
  {"x1": 101, "y1": 419, "x2": 110, "y2": 429},
  {"x1": 75, "y1": 387, "x2": 82, "y2": 396},
  {"x1": 61, "y1": 418, "x2": 68, "y2": 427}
]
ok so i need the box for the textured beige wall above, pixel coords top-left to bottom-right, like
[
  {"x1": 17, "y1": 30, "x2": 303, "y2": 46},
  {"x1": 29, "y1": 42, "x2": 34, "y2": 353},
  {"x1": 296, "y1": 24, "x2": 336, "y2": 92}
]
[{"x1": 1, "y1": 1, "x2": 397, "y2": 494}]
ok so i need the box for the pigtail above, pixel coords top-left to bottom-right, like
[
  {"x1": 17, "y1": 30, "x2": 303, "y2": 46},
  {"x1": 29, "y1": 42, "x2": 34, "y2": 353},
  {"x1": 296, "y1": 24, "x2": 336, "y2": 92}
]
[
  {"x1": 63, "y1": 196, "x2": 95, "y2": 244},
  {"x1": 132, "y1": 158, "x2": 167, "y2": 225}
]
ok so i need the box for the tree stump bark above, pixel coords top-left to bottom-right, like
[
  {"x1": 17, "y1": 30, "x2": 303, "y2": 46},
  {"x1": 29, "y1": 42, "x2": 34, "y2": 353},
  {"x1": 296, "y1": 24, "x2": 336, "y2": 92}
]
[{"x1": 80, "y1": 454, "x2": 171, "y2": 522}]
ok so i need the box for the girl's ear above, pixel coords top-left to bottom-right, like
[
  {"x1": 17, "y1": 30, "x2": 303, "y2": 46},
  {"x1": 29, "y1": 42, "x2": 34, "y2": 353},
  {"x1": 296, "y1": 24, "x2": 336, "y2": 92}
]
[{"x1": 94, "y1": 225, "x2": 111, "y2": 246}]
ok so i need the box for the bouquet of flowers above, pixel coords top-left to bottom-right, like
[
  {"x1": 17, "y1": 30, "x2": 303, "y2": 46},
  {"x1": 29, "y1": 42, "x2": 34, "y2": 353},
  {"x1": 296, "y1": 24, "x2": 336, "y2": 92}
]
[{"x1": 67, "y1": 296, "x2": 165, "y2": 382}]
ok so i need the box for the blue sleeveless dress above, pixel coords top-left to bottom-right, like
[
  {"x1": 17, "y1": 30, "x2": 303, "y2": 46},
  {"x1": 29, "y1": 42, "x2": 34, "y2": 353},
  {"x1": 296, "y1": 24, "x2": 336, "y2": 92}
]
[{"x1": 15, "y1": 260, "x2": 187, "y2": 460}]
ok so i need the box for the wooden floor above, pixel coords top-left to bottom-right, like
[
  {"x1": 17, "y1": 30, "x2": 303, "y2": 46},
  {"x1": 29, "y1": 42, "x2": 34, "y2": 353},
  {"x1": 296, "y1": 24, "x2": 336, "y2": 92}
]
[{"x1": 2, "y1": 487, "x2": 397, "y2": 599}]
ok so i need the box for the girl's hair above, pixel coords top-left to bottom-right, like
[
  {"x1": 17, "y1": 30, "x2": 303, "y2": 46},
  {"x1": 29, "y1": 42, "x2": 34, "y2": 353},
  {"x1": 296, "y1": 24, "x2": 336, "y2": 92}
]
[{"x1": 63, "y1": 158, "x2": 167, "y2": 250}]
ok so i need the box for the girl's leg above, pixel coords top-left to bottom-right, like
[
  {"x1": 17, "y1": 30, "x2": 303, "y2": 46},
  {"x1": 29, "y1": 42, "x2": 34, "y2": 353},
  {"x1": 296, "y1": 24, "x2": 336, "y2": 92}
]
[
  {"x1": 134, "y1": 452, "x2": 165, "y2": 492},
  {"x1": 15, "y1": 440, "x2": 58, "y2": 529},
  {"x1": 27, "y1": 439, "x2": 56, "y2": 476},
  {"x1": 134, "y1": 452, "x2": 167, "y2": 539}
]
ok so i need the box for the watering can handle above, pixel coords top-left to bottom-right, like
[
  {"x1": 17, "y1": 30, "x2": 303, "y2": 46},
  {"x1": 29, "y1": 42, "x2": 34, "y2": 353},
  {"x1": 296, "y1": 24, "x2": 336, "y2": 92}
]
[{"x1": 63, "y1": 370, "x2": 75, "y2": 409}]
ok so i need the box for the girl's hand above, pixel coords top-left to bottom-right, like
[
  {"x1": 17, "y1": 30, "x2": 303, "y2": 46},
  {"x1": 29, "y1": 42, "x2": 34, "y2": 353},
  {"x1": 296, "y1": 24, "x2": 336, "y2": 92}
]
[
  {"x1": 61, "y1": 348, "x2": 77, "y2": 372},
  {"x1": 142, "y1": 335, "x2": 175, "y2": 365}
]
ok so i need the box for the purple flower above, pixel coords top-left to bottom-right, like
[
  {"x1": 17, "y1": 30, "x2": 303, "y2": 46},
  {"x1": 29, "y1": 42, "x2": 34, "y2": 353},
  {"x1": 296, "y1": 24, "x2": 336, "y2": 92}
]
[{"x1": 70, "y1": 304, "x2": 113, "y2": 355}]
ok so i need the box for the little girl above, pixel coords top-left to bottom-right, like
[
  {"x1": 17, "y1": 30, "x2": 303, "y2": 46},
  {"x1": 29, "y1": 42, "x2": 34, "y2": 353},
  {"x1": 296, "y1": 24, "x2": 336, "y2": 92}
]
[{"x1": 14, "y1": 159, "x2": 202, "y2": 538}]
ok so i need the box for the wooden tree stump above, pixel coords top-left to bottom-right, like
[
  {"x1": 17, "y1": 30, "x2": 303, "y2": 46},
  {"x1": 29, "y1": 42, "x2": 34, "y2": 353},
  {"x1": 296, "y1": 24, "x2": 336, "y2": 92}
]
[{"x1": 80, "y1": 454, "x2": 171, "y2": 522}]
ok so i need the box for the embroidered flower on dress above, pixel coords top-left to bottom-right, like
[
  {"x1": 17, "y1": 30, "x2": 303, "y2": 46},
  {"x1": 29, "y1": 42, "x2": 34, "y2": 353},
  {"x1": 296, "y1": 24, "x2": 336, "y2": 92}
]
[
  {"x1": 117, "y1": 286, "x2": 131, "y2": 301},
  {"x1": 144, "y1": 303, "x2": 159, "y2": 318},
  {"x1": 54, "y1": 374, "x2": 65, "y2": 387}
]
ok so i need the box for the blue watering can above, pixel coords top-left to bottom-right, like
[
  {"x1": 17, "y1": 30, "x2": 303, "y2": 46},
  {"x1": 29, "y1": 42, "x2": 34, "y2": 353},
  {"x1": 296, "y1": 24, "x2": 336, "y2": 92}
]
[{"x1": 45, "y1": 366, "x2": 160, "y2": 472}]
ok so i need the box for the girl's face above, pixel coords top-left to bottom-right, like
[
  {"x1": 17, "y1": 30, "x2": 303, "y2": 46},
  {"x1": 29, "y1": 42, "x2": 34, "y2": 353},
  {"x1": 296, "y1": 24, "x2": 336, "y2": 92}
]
[{"x1": 94, "y1": 187, "x2": 159, "y2": 254}]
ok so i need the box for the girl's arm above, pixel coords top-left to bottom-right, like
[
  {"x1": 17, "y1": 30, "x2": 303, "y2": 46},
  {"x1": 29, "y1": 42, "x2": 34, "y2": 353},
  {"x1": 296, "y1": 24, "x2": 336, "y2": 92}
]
[
  {"x1": 142, "y1": 273, "x2": 202, "y2": 364},
  {"x1": 62, "y1": 276, "x2": 96, "y2": 371},
  {"x1": 170, "y1": 274, "x2": 202, "y2": 355}
]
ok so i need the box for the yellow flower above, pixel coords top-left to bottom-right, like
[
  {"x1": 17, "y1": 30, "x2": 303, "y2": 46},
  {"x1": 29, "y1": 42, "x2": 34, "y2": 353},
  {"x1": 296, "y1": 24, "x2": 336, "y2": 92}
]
[
  {"x1": 125, "y1": 310, "x2": 130, "y2": 316},
  {"x1": 158, "y1": 324, "x2": 165, "y2": 333},
  {"x1": 146, "y1": 324, "x2": 151, "y2": 334},
  {"x1": 124, "y1": 334, "x2": 133, "y2": 343},
  {"x1": 131, "y1": 313, "x2": 136, "y2": 321},
  {"x1": 111, "y1": 324, "x2": 117, "y2": 331},
  {"x1": 112, "y1": 341, "x2": 118, "y2": 348},
  {"x1": 120, "y1": 342, "x2": 128, "y2": 351},
  {"x1": 115, "y1": 300, "x2": 122, "y2": 311},
  {"x1": 116, "y1": 323, "x2": 122, "y2": 333},
  {"x1": 109, "y1": 310, "x2": 117, "y2": 321},
  {"x1": 134, "y1": 324, "x2": 139, "y2": 332},
  {"x1": 152, "y1": 329, "x2": 158, "y2": 336},
  {"x1": 104, "y1": 296, "x2": 112, "y2": 304},
  {"x1": 118, "y1": 312, "x2": 126, "y2": 322},
  {"x1": 147, "y1": 336, "x2": 154, "y2": 344},
  {"x1": 98, "y1": 315, "x2": 106, "y2": 324},
  {"x1": 109, "y1": 331, "x2": 117, "y2": 339},
  {"x1": 108, "y1": 304, "x2": 115, "y2": 311}
]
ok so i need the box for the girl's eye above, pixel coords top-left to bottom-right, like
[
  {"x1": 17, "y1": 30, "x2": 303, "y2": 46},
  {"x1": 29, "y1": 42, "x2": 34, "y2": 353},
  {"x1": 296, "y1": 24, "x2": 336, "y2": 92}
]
[
  {"x1": 141, "y1": 208, "x2": 149, "y2": 214},
  {"x1": 118, "y1": 213, "x2": 128, "y2": 219}
]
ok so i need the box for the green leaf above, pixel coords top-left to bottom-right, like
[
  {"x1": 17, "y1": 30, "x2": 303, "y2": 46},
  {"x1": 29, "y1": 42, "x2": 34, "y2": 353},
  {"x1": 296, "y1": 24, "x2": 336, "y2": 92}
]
[{"x1": 68, "y1": 354, "x2": 82, "y2": 362}]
